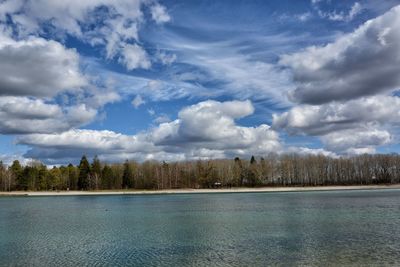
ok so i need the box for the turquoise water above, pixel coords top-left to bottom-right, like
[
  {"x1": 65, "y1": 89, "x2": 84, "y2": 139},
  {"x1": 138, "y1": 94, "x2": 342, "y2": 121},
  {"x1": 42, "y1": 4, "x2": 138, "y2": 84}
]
[{"x1": 1, "y1": 190, "x2": 400, "y2": 266}]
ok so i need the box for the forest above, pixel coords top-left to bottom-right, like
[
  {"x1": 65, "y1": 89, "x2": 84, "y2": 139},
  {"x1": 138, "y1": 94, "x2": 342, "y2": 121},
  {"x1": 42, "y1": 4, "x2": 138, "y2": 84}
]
[{"x1": 1, "y1": 154, "x2": 400, "y2": 191}]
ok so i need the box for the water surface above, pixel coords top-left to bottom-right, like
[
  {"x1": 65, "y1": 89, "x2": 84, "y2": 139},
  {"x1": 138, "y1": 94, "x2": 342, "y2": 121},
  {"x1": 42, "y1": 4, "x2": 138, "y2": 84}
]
[{"x1": 1, "y1": 189, "x2": 400, "y2": 266}]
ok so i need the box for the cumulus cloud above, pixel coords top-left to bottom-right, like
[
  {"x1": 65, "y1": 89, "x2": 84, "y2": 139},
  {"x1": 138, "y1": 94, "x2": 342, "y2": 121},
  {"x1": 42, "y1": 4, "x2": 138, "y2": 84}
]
[
  {"x1": 153, "y1": 100, "x2": 258, "y2": 145},
  {"x1": 0, "y1": 34, "x2": 120, "y2": 136},
  {"x1": 285, "y1": 146, "x2": 337, "y2": 158},
  {"x1": 0, "y1": 36, "x2": 86, "y2": 97},
  {"x1": 17, "y1": 129, "x2": 161, "y2": 164},
  {"x1": 0, "y1": 153, "x2": 33, "y2": 166},
  {"x1": 0, "y1": 0, "x2": 170, "y2": 70},
  {"x1": 17, "y1": 100, "x2": 282, "y2": 163},
  {"x1": 0, "y1": 97, "x2": 97, "y2": 134},
  {"x1": 321, "y1": 128, "x2": 392, "y2": 154},
  {"x1": 152, "y1": 99, "x2": 282, "y2": 157},
  {"x1": 281, "y1": 5, "x2": 400, "y2": 104},
  {"x1": 18, "y1": 129, "x2": 153, "y2": 151},
  {"x1": 273, "y1": 95, "x2": 400, "y2": 136},
  {"x1": 273, "y1": 95, "x2": 400, "y2": 154}
]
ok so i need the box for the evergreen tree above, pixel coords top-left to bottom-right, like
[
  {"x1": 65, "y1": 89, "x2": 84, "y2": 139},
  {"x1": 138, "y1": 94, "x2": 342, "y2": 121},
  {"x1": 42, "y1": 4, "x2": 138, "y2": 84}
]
[
  {"x1": 23, "y1": 166, "x2": 38, "y2": 191},
  {"x1": 10, "y1": 160, "x2": 24, "y2": 190},
  {"x1": 122, "y1": 160, "x2": 133, "y2": 189},
  {"x1": 78, "y1": 156, "x2": 91, "y2": 190},
  {"x1": 250, "y1": 156, "x2": 257, "y2": 165},
  {"x1": 101, "y1": 164, "x2": 113, "y2": 189}
]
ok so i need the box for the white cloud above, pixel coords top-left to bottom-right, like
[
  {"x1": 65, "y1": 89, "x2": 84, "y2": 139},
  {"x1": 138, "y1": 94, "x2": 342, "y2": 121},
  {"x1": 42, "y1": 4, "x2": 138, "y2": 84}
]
[
  {"x1": 18, "y1": 129, "x2": 151, "y2": 151},
  {"x1": 83, "y1": 60, "x2": 210, "y2": 101},
  {"x1": 157, "y1": 51, "x2": 177, "y2": 65},
  {"x1": 154, "y1": 114, "x2": 171, "y2": 124},
  {"x1": 0, "y1": 153, "x2": 33, "y2": 166},
  {"x1": 286, "y1": 146, "x2": 337, "y2": 158},
  {"x1": 150, "y1": 3, "x2": 171, "y2": 24},
  {"x1": 297, "y1": 12, "x2": 312, "y2": 22},
  {"x1": 0, "y1": 36, "x2": 86, "y2": 97},
  {"x1": 19, "y1": 97, "x2": 389, "y2": 162},
  {"x1": 311, "y1": 0, "x2": 322, "y2": 5},
  {"x1": 321, "y1": 128, "x2": 392, "y2": 154},
  {"x1": 149, "y1": 100, "x2": 281, "y2": 157},
  {"x1": 155, "y1": 31, "x2": 296, "y2": 106},
  {"x1": 281, "y1": 5, "x2": 400, "y2": 104},
  {"x1": 131, "y1": 95, "x2": 145, "y2": 109},
  {"x1": 86, "y1": 90, "x2": 121, "y2": 108},
  {"x1": 0, "y1": 36, "x2": 120, "y2": 135},
  {"x1": 349, "y1": 2, "x2": 363, "y2": 19},
  {"x1": 203, "y1": 56, "x2": 292, "y2": 103},
  {"x1": 312, "y1": 1, "x2": 362, "y2": 22},
  {"x1": 273, "y1": 5, "x2": 400, "y2": 155},
  {"x1": 147, "y1": 80, "x2": 164, "y2": 91},
  {"x1": 273, "y1": 95, "x2": 400, "y2": 154},
  {"x1": 0, "y1": 97, "x2": 96, "y2": 134},
  {"x1": 17, "y1": 100, "x2": 282, "y2": 163},
  {"x1": 326, "y1": 2, "x2": 362, "y2": 22},
  {"x1": 119, "y1": 44, "x2": 151, "y2": 70},
  {"x1": 273, "y1": 95, "x2": 400, "y2": 136},
  {"x1": 0, "y1": 0, "x2": 170, "y2": 70}
]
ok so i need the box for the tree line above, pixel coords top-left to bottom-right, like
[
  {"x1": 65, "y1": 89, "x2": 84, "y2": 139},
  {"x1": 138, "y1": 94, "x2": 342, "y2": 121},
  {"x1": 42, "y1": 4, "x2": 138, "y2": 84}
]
[{"x1": 1, "y1": 154, "x2": 400, "y2": 191}]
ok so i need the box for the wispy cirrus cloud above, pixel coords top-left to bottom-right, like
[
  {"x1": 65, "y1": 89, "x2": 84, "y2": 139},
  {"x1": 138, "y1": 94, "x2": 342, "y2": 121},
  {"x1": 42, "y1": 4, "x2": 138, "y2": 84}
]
[{"x1": 312, "y1": 1, "x2": 363, "y2": 22}]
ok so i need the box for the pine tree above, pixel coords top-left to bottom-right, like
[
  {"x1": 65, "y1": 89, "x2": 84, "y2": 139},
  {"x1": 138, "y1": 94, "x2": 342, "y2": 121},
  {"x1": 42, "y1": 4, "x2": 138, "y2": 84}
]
[
  {"x1": 10, "y1": 160, "x2": 24, "y2": 190},
  {"x1": 122, "y1": 160, "x2": 133, "y2": 189},
  {"x1": 78, "y1": 156, "x2": 91, "y2": 190},
  {"x1": 250, "y1": 156, "x2": 257, "y2": 165},
  {"x1": 101, "y1": 164, "x2": 113, "y2": 189}
]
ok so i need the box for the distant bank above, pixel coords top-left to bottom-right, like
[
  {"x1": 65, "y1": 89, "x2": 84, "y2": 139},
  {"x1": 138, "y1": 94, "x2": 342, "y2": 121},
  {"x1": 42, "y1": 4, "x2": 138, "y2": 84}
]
[{"x1": 1, "y1": 184, "x2": 400, "y2": 196}]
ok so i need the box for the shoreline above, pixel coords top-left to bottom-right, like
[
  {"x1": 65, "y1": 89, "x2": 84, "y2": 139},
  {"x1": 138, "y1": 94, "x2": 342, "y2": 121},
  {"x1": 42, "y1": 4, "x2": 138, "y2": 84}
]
[{"x1": 1, "y1": 184, "x2": 400, "y2": 196}]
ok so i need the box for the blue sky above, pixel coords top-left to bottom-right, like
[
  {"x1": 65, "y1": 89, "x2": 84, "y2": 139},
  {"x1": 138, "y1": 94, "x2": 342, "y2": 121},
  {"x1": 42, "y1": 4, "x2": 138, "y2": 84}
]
[{"x1": 0, "y1": 0, "x2": 400, "y2": 165}]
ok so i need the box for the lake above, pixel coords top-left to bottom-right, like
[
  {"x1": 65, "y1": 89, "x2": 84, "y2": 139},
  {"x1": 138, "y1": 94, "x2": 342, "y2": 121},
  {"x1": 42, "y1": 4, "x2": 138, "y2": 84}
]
[{"x1": 1, "y1": 189, "x2": 400, "y2": 266}]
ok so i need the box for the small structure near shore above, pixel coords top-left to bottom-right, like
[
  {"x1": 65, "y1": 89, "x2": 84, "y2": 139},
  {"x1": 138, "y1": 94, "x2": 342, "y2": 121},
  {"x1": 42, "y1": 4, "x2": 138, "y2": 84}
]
[{"x1": 213, "y1": 182, "x2": 222, "y2": 188}]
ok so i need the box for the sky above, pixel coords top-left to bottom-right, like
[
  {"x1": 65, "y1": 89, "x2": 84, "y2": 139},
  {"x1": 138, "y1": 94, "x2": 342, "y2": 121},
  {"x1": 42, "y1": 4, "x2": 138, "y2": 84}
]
[{"x1": 0, "y1": 0, "x2": 400, "y2": 165}]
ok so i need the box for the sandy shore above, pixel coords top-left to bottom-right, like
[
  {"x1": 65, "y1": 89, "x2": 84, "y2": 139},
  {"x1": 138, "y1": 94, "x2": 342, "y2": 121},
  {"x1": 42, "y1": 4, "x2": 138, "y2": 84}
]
[{"x1": 1, "y1": 184, "x2": 400, "y2": 196}]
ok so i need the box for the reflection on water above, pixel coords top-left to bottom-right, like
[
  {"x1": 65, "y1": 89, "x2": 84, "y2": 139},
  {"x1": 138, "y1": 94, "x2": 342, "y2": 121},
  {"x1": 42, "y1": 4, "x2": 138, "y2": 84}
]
[{"x1": 1, "y1": 190, "x2": 400, "y2": 266}]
